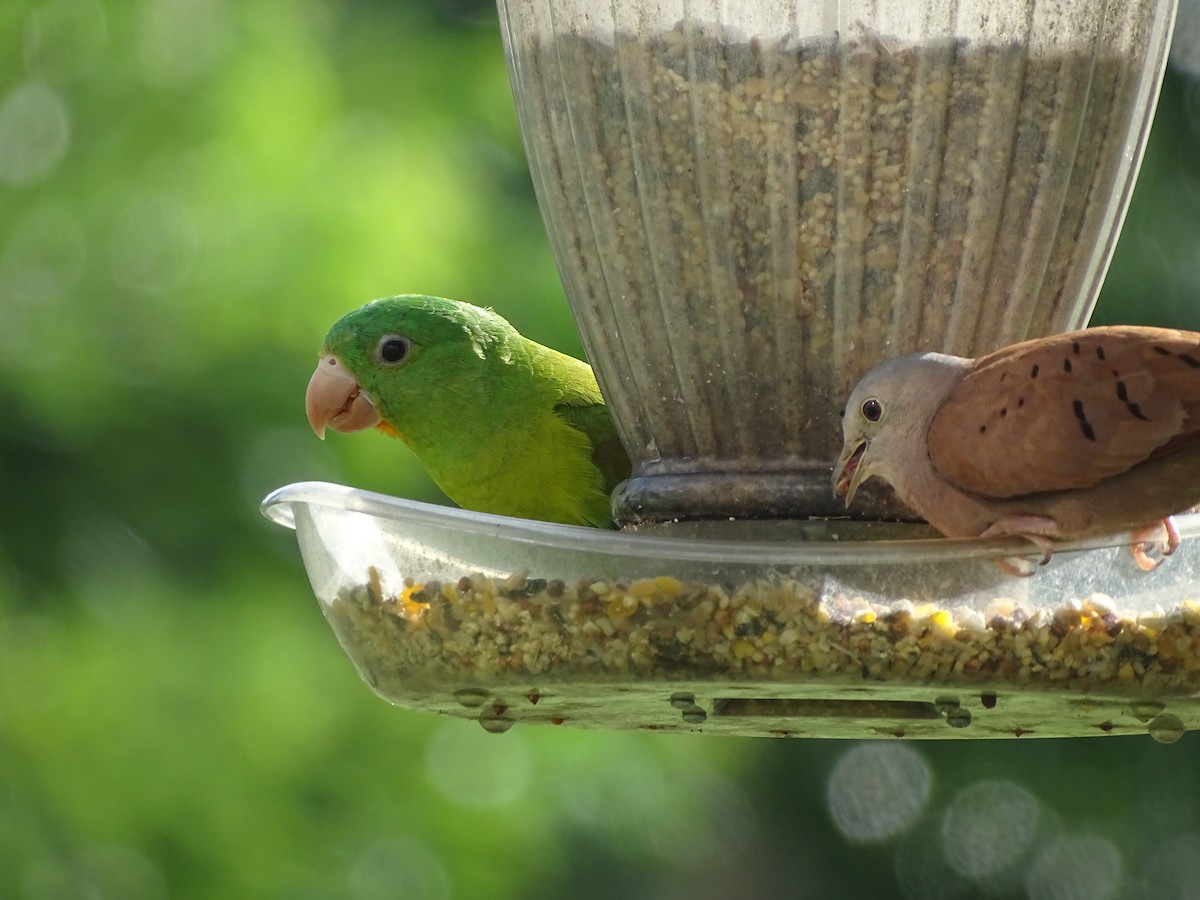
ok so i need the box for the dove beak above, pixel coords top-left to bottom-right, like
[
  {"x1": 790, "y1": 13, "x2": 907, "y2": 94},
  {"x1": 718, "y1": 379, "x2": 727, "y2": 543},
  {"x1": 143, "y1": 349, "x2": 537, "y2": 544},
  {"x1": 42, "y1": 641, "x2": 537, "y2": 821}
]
[
  {"x1": 833, "y1": 439, "x2": 869, "y2": 508},
  {"x1": 305, "y1": 355, "x2": 382, "y2": 439}
]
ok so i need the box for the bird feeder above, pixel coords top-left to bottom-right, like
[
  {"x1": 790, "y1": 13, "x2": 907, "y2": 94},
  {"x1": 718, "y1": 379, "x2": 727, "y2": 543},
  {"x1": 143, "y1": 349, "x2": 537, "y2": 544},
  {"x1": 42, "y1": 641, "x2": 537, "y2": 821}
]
[
  {"x1": 265, "y1": 0, "x2": 1190, "y2": 740},
  {"x1": 500, "y1": 0, "x2": 1176, "y2": 525}
]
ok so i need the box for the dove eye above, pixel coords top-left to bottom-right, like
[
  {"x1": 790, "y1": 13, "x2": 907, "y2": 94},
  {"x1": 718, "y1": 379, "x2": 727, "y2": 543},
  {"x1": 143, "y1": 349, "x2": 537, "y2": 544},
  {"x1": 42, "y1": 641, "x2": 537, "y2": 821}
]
[
  {"x1": 376, "y1": 335, "x2": 411, "y2": 365},
  {"x1": 861, "y1": 398, "x2": 883, "y2": 422}
]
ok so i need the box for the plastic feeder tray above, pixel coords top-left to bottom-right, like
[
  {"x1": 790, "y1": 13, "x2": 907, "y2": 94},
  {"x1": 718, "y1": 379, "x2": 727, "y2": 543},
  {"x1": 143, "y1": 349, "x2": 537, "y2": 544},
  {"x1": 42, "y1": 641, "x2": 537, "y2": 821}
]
[{"x1": 264, "y1": 481, "x2": 1200, "y2": 742}]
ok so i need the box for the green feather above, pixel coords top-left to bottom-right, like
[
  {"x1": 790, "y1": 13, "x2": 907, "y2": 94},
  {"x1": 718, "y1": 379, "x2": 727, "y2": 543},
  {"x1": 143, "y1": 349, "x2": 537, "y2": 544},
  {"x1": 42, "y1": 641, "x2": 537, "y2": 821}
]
[{"x1": 320, "y1": 295, "x2": 631, "y2": 528}]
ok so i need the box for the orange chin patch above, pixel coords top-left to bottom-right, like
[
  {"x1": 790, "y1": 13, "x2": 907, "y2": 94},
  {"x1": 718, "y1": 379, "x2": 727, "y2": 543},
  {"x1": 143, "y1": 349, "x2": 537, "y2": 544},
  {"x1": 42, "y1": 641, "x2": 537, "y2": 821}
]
[{"x1": 375, "y1": 420, "x2": 405, "y2": 441}]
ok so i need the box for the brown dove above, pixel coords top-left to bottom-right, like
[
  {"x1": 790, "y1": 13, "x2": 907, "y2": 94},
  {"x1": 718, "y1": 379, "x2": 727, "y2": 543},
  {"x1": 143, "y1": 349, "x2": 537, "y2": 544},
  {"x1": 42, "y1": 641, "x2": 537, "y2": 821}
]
[{"x1": 832, "y1": 326, "x2": 1200, "y2": 573}]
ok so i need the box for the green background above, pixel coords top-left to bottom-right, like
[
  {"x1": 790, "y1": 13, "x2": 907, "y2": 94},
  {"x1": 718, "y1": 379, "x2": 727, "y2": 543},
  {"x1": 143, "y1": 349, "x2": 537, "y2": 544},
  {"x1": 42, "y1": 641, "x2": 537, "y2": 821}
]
[{"x1": 3, "y1": 1, "x2": 1200, "y2": 897}]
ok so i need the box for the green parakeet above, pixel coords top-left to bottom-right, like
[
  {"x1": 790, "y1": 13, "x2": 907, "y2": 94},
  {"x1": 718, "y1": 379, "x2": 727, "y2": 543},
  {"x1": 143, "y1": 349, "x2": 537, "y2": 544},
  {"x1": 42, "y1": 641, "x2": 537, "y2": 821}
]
[{"x1": 305, "y1": 295, "x2": 631, "y2": 528}]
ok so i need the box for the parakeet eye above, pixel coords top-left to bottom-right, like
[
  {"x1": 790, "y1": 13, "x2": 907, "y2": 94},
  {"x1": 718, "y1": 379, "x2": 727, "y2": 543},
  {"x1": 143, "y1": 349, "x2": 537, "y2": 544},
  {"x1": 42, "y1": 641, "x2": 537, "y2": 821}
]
[
  {"x1": 376, "y1": 335, "x2": 411, "y2": 365},
  {"x1": 861, "y1": 398, "x2": 883, "y2": 422}
]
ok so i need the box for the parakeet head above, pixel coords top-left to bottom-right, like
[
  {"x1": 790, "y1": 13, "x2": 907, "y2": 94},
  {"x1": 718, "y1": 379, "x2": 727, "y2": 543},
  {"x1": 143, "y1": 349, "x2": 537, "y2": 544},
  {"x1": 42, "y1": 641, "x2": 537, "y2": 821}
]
[
  {"x1": 305, "y1": 294, "x2": 514, "y2": 441},
  {"x1": 833, "y1": 351, "x2": 969, "y2": 507}
]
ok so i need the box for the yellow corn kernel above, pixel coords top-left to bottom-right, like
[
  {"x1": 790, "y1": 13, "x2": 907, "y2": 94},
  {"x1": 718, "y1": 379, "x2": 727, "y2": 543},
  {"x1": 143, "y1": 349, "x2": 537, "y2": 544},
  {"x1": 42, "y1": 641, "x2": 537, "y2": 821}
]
[
  {"x1": 607, "y1": 594, "x2": 639, "y2": 620},
  {"x1": 628, "y1": 578, "x2": 661, "y2": 599},
  {"x1": 930, "y1": 610, "x2": 954, "y2": 633},
  {"x1": 397, "y1": 583, "x2": 430, "y2": 621},
  {"x1": 653, "y1": 576, "x2": 685, "y2": 597}
]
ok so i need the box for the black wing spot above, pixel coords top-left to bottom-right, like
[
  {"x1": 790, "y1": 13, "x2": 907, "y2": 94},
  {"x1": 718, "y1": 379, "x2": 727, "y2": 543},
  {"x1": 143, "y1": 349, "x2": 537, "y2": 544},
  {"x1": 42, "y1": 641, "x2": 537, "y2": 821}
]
[
  {"x1": 1063, "y1": 358, "x2": 1073, "y2": 373},
  {"x1": 1030, "y1": 364, "x2": 1039, "y2": 378},
  {"x1": 979, "y1": 424, "x2": 987, "y2": 433},
  {"x1": 1154, "y1": 346, "x2": 1171, "y2": 356},
  {"x1": 1115, "y1": 380, "x2": 1149, "y2": 419},
  {"x1": 1072, "y1": 399, "x2": 1096, "y2": 441},
  {"x1": 1096, "y1": 346, "x2": 1106, "y2": 361},
  {"x1": 1017, "y1": 397, "x2": 1025, "y2": 407},
  {"x1": 1072, "y1": 341, "x2": 1081, "y2": 354},
  {"x1": 1000, "y1": 407, "x2": 1007, "y2": 417},
  {"x1": 1178, "y1": 353, "x2": 1200, "y2": 369}
]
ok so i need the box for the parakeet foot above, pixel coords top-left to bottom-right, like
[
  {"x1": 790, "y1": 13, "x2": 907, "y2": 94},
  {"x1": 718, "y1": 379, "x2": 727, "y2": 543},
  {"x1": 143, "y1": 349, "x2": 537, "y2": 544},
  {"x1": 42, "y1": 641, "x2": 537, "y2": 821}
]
[
  {"x1": 1129, "y1": 518, "x2": 1180, "y2": 571},
  {"x1": 980, "y1": 516, "x2": 1060, "y2": 577}
]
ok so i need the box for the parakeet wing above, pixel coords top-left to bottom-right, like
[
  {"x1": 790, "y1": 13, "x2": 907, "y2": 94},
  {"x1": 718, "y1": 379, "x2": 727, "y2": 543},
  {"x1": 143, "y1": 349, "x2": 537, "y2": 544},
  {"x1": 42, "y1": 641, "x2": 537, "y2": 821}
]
[{"x1": 555, "y1": 400, "x2": 631, "y2": 493}]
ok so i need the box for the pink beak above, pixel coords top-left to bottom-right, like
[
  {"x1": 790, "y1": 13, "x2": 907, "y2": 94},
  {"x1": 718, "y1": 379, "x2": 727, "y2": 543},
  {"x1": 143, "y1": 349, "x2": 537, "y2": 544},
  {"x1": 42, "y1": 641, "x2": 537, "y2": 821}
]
[{"x1": 305, "y1": 355, "x2": 381, "y2": 439}]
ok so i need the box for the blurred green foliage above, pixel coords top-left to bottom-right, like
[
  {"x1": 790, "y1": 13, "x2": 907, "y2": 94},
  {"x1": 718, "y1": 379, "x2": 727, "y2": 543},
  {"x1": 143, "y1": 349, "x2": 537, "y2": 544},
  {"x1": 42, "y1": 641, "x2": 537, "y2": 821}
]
[{"x1": 2, "y1": 1, "x2": 1200, "y2": 898}]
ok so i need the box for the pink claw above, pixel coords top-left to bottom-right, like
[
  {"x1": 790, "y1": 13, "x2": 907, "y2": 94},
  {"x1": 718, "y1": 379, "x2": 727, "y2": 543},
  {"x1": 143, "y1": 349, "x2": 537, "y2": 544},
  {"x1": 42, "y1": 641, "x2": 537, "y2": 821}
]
[{"x1": 1129, "y1": 518, "x2": 1180, "y2": 572}]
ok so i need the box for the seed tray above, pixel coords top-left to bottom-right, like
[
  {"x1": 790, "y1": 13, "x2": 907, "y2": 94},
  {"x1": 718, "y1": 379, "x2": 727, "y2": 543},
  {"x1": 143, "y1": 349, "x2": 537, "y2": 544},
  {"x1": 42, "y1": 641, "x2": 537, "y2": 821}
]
[{"x1": 263, "y1": 482, "x2": 1200, "y2": 741}]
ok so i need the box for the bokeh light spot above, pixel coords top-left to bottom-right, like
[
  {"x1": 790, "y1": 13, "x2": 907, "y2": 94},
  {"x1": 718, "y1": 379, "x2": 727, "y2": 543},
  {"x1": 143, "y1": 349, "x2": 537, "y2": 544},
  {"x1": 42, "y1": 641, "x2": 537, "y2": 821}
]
[
  {"x1": 1133, "y1": 831, "x2": 1200, "y2": 899},
  {"x1": 940, "y1": 779, "x2": 1041, "y2": 881},
  {"x1": 1026, "y1": 834, "x2": 1122, "y2": 900},
  {"x1": 826, "y1": 743, "x2": 932, "y2": 843},
  {"x1": 0, "y1": 81, "x2": 70, "y2": 187}
]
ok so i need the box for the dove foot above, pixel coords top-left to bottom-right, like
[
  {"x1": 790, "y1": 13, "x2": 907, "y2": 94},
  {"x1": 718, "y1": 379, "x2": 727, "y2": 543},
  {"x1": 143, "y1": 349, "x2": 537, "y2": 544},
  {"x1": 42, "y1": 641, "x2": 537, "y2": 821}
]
[
  {"x1": 994, "y1": 556, "x2": 1040, "y2": 578},
  {"x1": 1129, "y1": 518, "x2": 1180, "y2": 571},
  {"x1": 979, "y1": 516, "x2": 1060, "y2": 577}
]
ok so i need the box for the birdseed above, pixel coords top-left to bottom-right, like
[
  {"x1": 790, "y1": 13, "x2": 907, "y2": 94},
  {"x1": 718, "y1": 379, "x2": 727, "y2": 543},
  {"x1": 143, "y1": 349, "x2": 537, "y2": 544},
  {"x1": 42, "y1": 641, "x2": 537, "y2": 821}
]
[
  {"x1": 516, "y1": 23, "x2": 1142, "y2": 465},
  {"x1": 326, "y1": 567, "x2": 1200, "y2": 697}
]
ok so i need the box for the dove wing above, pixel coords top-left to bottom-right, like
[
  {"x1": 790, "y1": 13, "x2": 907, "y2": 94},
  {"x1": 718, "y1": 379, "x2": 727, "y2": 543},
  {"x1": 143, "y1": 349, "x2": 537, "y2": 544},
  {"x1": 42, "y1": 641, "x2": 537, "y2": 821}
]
[{"x1": 927, "y1": 326, "x2": 1200, "y2": 499}]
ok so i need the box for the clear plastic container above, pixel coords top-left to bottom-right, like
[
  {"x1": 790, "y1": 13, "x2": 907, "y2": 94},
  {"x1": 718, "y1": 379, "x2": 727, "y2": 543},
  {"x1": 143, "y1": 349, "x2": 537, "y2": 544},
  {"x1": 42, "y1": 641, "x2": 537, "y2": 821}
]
[
  {"x1": 263, "y1": 482, "x2": 1200, "y2": 741},
  {"x1": 497, "y1": 0, "x2": 1179, "y2": 523}
]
